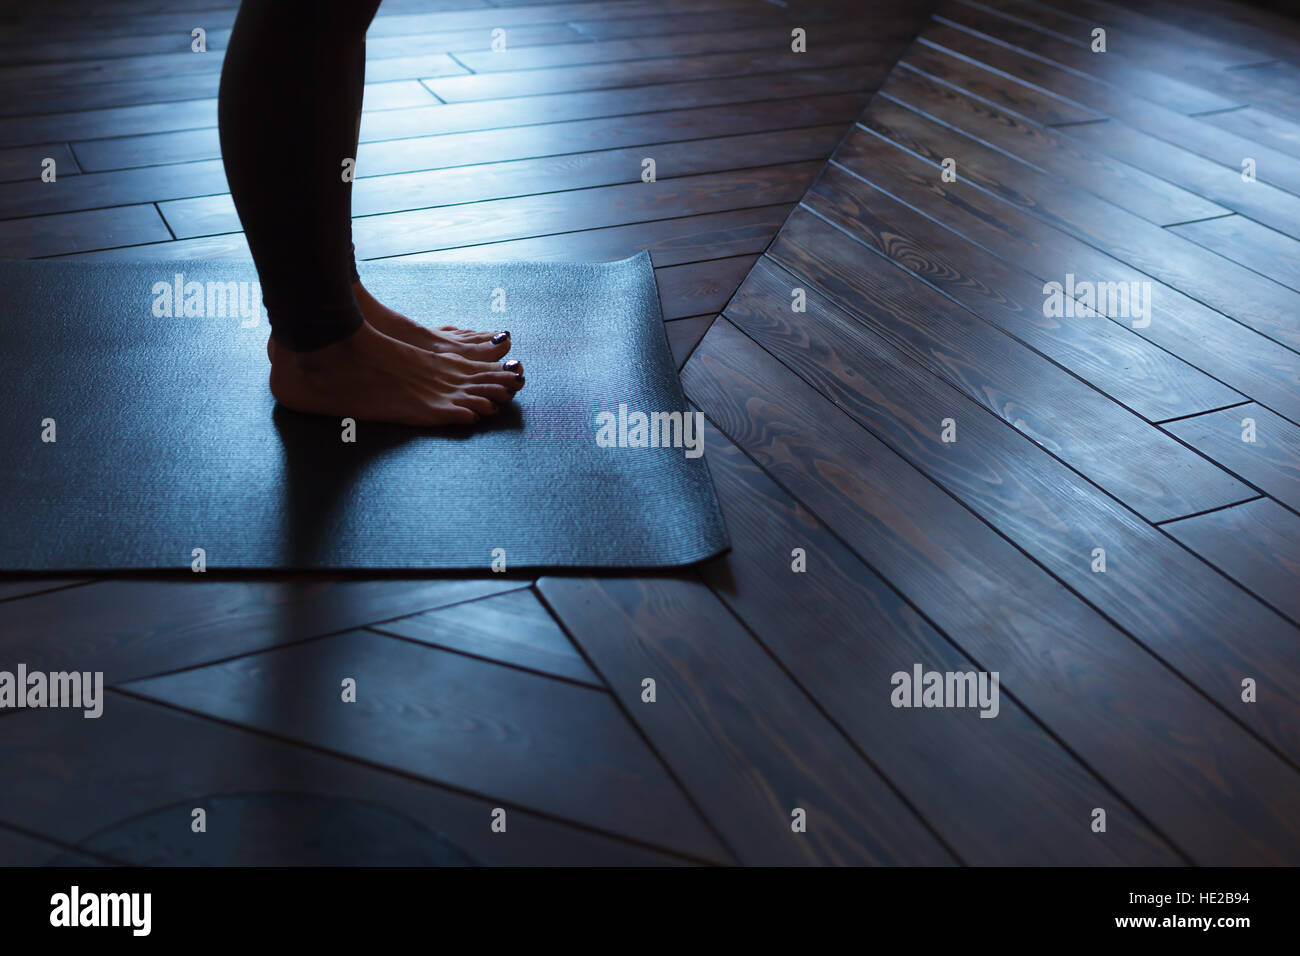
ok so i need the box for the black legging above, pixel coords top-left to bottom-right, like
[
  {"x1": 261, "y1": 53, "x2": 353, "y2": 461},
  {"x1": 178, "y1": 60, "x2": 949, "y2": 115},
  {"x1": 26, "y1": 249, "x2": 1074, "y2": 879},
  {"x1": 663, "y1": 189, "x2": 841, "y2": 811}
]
[{"x1": 218, "y1": 0, "x2": 384, "y2": 352}]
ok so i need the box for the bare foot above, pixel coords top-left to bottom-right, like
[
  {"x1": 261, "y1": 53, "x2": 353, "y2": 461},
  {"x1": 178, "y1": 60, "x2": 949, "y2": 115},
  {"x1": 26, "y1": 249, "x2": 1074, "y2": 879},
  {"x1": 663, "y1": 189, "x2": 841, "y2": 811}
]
[
  {"x1": 352, "y1": 280, "x2": 512, "y2": 360},
  {"x1": 268, "y1": 322, "x2": 525, "y2": 427}
]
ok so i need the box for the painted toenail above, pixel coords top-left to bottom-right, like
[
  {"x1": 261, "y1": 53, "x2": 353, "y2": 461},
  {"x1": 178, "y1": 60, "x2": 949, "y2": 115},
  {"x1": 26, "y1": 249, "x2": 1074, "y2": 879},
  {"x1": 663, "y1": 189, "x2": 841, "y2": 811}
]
[
  {"x1": 502, "y1": 360, "x2": 522, "y2": 373},
  {"x1": 514, "y1": 373, "x2": 525, "y2": 384},
  {"x1": 491, "y1": 331, "x2": 509, "y2": 345}
]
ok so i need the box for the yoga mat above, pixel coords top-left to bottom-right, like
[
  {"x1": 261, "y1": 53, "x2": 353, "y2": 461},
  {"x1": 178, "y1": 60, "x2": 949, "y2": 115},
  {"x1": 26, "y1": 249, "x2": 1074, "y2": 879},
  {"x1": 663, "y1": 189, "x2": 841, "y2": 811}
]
[{"x1": 0, "y1": 255, "x2": 728, "y2": 570}]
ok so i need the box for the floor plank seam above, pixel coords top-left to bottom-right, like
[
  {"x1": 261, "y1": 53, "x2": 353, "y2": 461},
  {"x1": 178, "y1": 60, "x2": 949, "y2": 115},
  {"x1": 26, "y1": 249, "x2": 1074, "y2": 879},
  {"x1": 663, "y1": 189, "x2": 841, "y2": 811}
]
[
  {"x1": 362, "y1": 623, "x2": 609, "y2": 691},
  {"x1": 102, "y1": 686, "x2": 718, "y2": 865},
  {"x1": 853, "y1": 105, "x2": 1300, "y2": 351},
  {"x1": 530, "y1": 583, "x2": 743, "y2": 864},
  {"x1": 711, "y1": 287, "x2": 1300, "y2": 777},
  {"x1": 821, "y1": 153, "x2": 1300, "y2": 430},
  {"x1": 684, "y1": 395, "x2": 1197, "y2": 864}
]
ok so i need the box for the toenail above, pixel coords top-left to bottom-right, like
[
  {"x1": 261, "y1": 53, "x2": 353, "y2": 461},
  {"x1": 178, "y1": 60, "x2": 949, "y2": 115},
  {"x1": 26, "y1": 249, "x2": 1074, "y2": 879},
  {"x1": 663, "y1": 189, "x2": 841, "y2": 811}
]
[
  {"x1": 502, "y1": 359, "x2": 522, "y2": 373},
  {"x1": 514, "y1": 373, "x2": 525, "y2": 385},
  {"x1": 491, "y1": 331, "x2": 509, "y2": 345}
]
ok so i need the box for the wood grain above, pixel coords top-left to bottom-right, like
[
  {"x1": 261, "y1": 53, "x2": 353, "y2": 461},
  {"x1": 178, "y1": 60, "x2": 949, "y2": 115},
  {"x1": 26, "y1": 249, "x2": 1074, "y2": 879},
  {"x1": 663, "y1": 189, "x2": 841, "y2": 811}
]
[
  {"x1": 834, "y1": 122, "x2": 1300, "y2": 425},
  {"x1": 1163, "y1": 403, "x2": 1300, "y2": 513},
  {"x1": 698, "y1": 414, "x2": 1180, "y2": 864},
  {"x1": 0, "y1": 693, "x2": 696, "y2": 865},
  {"x1": 538, "y1": 573, "x2": 955, "y2": 866},
  {"x1": 729, "y1": 251, "x2": 1300, "y2": 765},
  {"x1": 683, "y1": 317, "x2": 1300, "y2": 864},
  {"x1": 858, "y1": 96, "x2": 1300, "y2": 354},
  {"x1": 1163, "y1": 498, "x2": 1300, "y2": 626},
  {"x1": 122, "y1": 629, "x2": 726, "y2": 859},
  {"x1": 0, "y1": 577, "x2": 521, "y2": 688},
  {"x1": 808, "y1": 160, "x2": 1242, "y2": 422},
  {"x1": 371, "y1": 587, "x2": 602, "y2": 686}
]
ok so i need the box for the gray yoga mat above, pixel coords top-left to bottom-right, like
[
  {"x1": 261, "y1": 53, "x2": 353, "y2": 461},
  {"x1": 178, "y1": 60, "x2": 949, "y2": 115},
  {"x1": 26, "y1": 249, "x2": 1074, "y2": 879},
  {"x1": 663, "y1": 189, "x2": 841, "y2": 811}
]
[{"x1": 0, "y1": 255, "x2": 728, "y2": 570}]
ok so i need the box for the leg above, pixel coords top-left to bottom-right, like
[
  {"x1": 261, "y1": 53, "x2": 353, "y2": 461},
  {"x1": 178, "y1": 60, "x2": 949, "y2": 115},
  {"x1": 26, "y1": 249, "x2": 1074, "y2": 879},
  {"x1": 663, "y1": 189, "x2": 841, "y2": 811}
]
[
  {"x1": 219, "y1": 0, "x2": 377, "y2": 353},
  {"x1": 218, "y1": 0, "x2": 524, "y2": 424}
]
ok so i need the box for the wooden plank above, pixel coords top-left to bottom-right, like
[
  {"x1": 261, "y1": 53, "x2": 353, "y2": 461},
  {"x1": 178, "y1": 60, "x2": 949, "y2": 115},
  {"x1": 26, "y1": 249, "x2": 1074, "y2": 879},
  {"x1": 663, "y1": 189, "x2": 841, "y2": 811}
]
[
  {"x1": 400, "y1": 205, "x2": 792, "y2": 268},
  {"x1": 0, "y1": 1, "x2": 743, "y2": 64},
  {"x1": 122, "y1": 629, "x2": 728, "y2": 859},
  {"x1": 1163, "y1": 498, "x2": 1300, "y2": 626},
  {"x1": 0, "y1": 9, "x2": 240, "y2": 46},
  {"x1": 0, "y1": 693, "x2": 694, "y2": 865},
  {"x1": 0, "y1": 0, "x2": 506, "y2": 48},
  {"x1": 888, "y1": 50, "x2": 1230, "y2": 226},
  {"x1": 350, "y1": 163, "x2": 822, "y2": 260},
  {"x1": 455, "y1": 20, "x2": 898, "y2": 73},
  {"x1": 569, "y1": 5, "x2": 868, "y2": 41},
  {"x1": 809, "y1": 162, "x2": 1242, "y2": 422},
  {"x1": 1028, "y1": 0, "x2": 1300, "y2": 117},
  {"x1": 858, "y1": 96, "x2": 1300, "y2": 354},
  {"x1": 1060, "y1": 118, "x2": 1300, "y2": 242},
  {"x1": 353, "y1": 91, "x2": 866, "y2": 179},
  {"x1": 0, "y1": 29, "x2": 218, "y2": 64},
  {"x1": 156, "y1": 127, "x2": 845, "y2": 239},
  {"x1": 73, "y1": 70, "x2": 873, "y2": 174},
  {"x1": 0, "y1": 577, "x2": 520, "y2": 687},
  {"x1": 904, "y1": 40, "x2": 1104, "y2": 126},
  {"x1": 1121, "y1": 0, "x2": 1300, "y2": 65},
  {"x1": 424, "y1": 40, "x2": 896, "y2": 103},
  {"x1": 1201, "y1": 106, "x2": 1300, "y2": 159},
  {"x1": 70, "y1": 66, "x2": 875, "y2": 169},
  {"x1": 682, "y1": 318, "x2": 1300, "y2": 864},
  {"x1": 57, "y1": 230, "x2": 252, "y2": 262},
  {"x1": 0, "y1": 157, "x2": 227, "y2": 221},
  {"x1": 832, "y1": 125, "x2": 1300, "y2": 425},
  {"x1": 15, "y1": 0, "x2": 238, "y2": 16},
  {"x1": 0, "y1": 142, "x2": 78, "y2": 183},
  {"x1": 73, "y1": 126, "x2": 224, "y2": 172},
  {"x1": 538, "y1": 574, "x2": 954, "y2": 866},
  {"x1": 1167, "y1": 215, "x2": 1300, "y2": 292},
  {"x1": 0, "y1": 578, "x2": 92, "y2": 602},
  {"x1": 0, "y1": 24, "x2": 582, "y2": 88},
  {"x1": 655, "y1": 255, "x2": 757, "y2": 320},
  {"x1": 1163, "y1": 403, "x2": 1300, "y2": 513},
  {"x1": 776, "y1": 205, "x2": 1250, "y2": 520},
  {"x1": 735, "y1": 247, "x2": 1300, "y2": 762},
  {"x1": 371, "y1": 587, "x2": 602, "y2": 686},
  {"x1": 0, "y1": 204, "x2": 169, "y2": 257},
  {"x1": 0, "y1": 66, "x2": 456, "y2": 118},
  {"x1": 697, "y1": 414, "x2": 1180, "y2": 864},
  {"x1": 366, "y1": 0, "x2": 749, "y2": 40},
  {"x1": 68, "y1": 205, "x2": 789, "y2": 268},
  {"x1": 1032, "y1": 0, "x2": 1272, "y2": 70},
  {"x1": 934, "y1": 2, "x2": 1245, "y2": 114},
  {"x1": 0, "y1": 78, "x2": 439, "y2": 145},
  {"x1": 35, "y1": 164, "x2": 811, "y2": 260},
  {"x1": 926, "y1": 10, "x2": 1300, "y2": 198},
  {"x1": 665, "y1": 315, "x2": 714, "y2": 369}
]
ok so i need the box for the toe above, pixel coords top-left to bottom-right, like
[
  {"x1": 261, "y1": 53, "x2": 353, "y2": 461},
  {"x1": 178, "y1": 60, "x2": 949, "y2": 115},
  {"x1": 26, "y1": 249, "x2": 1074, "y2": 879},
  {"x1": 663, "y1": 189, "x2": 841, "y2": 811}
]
[
  {"x1": 465, "y1": 370, "x2": 523, "y2": 390},
  {"x1": 466, "y1": 382, "x2": 514, "y2": 403},
  {"x1": 428, "y1": 401, "x2": 476, "y2": 426},
  {"x1": 454, "y1": 393, "x2": 497, "y2": 416}
]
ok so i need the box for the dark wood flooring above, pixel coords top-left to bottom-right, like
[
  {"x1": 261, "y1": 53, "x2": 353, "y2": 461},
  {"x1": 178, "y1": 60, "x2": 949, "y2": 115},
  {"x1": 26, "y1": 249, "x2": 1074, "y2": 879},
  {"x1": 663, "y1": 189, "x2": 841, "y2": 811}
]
[{"x1": 1, "y1": 0, "x2": 1298, "y2": 866}]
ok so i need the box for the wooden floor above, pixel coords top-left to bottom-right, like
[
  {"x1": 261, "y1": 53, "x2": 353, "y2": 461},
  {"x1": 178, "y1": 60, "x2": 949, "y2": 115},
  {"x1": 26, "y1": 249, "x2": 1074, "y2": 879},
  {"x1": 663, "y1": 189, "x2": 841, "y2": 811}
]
[{"x1": 2, "y1": 0, "x2": 1299, "y2": 866}]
